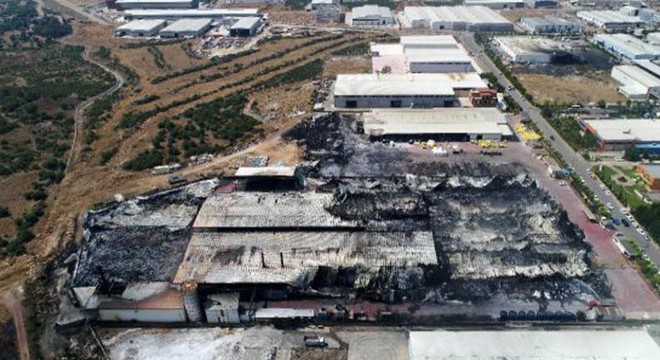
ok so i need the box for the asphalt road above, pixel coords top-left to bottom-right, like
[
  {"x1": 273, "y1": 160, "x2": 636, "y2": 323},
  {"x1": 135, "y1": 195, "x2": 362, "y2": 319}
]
[{"x1": 460, "y1": 32, "x2": 660, "y2": 268}]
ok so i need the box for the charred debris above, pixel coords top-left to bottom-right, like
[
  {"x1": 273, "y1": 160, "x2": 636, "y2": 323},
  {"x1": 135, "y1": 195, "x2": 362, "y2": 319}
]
[{"x1": 67, "y1": 113, "x2": 609, "y2": 324}]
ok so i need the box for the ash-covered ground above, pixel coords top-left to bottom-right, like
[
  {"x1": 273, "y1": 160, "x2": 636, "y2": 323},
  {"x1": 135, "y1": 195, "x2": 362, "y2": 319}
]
[{"x1": 284, "y1": 113, "x2": 609, "y2": 309}]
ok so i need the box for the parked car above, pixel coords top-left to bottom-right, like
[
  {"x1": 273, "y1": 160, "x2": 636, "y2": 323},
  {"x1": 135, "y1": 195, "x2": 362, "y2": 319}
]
[
  {"x1": 607, "y1": 202, "x2": 614, "y2": 209},
  {"x1": 621, "y1": 219, "x2": 630, "y2": 227},
  {"x1": 612, "y1": 218, "x2": 621, "y2": 226},
  {"x1": 637, "y1": 228, "x2": 646, "y2": 236}
]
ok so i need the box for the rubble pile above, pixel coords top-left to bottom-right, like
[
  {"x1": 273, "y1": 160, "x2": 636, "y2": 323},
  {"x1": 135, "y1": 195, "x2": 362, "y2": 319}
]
[
  {"x1": 72, "y1": 180, "x2": 219, "y2": 287},
  {"x1": 283, "y1": 114, "x2": 609, "y2": 304}
]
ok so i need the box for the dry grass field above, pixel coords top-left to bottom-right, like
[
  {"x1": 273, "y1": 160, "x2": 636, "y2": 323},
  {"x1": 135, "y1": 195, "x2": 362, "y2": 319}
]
[{"x1": 518, "y1": 73, "x2": 626, "y2": 104}]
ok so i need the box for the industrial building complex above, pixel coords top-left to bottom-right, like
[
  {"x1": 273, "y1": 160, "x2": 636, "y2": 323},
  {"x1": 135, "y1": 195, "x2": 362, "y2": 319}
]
[
  {"x1": 333, "y1": 73, "x2": 488, "y2": 108},
  {"x1": 370, "y1": 35, "x2": 476, "y2": 74},
  {"x1": 123, "y1": 8, "x2": 262, "y2": 20},
  {"x1": 159, "y1": 18, "x2": 212, "y2": 38},
  {"x1": 362, "y1": 108, "x2": 513, "y2": 141},
  {"x1": 350, "y1": 5, "x2": 394, "y2": 27},
  {"x1": 581, "y1": 119, "x2": 660, "y2": 153},
  {"x1": 402, "y1": 6, "x2": 514, "y2": 32},
  {"x1": 520, "y1": 16, "x2": 579, "y2": 34},
  {"x1": 611, "y1": 64, "x2": 660, "y2": 100},
  {"x1": 577, "y1": 9, "x2": 646, "y2": 31},
  {"x1": 594, "y1": 33, "x2": 660, "y2": 61}
]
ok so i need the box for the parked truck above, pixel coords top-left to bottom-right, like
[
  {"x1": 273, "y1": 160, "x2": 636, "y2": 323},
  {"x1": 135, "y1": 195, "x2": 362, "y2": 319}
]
[{"x1": 304, "y1": 335, "x2": 328, "y2": 348}]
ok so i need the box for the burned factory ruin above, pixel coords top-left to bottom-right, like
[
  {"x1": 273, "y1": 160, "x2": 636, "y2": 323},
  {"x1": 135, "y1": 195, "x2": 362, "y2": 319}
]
[{"x1": 67, "y1": 113, "x2": 609, "y2": 325}]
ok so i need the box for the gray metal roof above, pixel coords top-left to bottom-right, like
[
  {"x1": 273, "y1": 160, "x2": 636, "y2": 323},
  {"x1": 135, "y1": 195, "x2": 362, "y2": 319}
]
[
  {"x1": 230, "y1": 16, "x2": 262, "y2": 29},
  {"x1": 160, "y1": 18, "x2": 212, "y2": 33}
]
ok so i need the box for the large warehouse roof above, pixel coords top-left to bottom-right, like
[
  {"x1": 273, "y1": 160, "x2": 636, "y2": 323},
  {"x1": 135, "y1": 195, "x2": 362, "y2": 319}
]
[
  {"x1": 584, "y1": 119, "x2": 660, "y2": 142},
  {"x1": 408, "y1": 330, "x2": 660, "y2": 360},
  {"x1": 124, "y1": 8, "x2": 260, "y2": 19},
  {"x1": 234, "y1": 166, "x2": 297, "y2": 177},
  {"x1": 352, "y1": 5, "x2": 392, "y2": 19},
  {"x1": 231, "y1": 16, "x2": 261, "y2": 30},
  {"x1": 334, "y1": 73, "x2": 486, "y2": 97},
  {"x1": 522, "y1": 15, "x2": 575, "y2": 27},
  {"x1": 400, "y1": 35, "x2": 458, "y2": 48},
  {"x1": 404, "y1": 47, "x2": 471, "y2": 62},
  {"x1": 613, "y1": 65, "x2": 660, "y2": 88},
  {"x1": 193, "y1": 192, "x2": 358, "y2": 229},
  {"x1": 116, "y1": 19, "x2": 166, "y2": 31},
  {"x1": 578, "y1": 10, "x2": 645, "y2": 25},
  {"x1": 595, "y1": 34, "x2": 660, "y2": 59},
  {"x1": 404, "y1": 6, "x2": 513, "y2": 26},
  {"x1": 363, "y1": 108, "x2": 512, "y2": 137},
  {"x1": 160, "y1": 18, "x2": 212, "y2": 33},
  {"x1": 173, "y1": 231, "x2": 437, "y2": 284}
]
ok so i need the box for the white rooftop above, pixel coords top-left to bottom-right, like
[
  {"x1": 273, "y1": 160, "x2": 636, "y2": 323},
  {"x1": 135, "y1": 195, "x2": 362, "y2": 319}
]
[
  {"x1": 400, "y1": 35, "x2": 459, "y2": 48},
  {"x1": 125, "y1": 8, "x2": 261, "y2": 17},
  {"x1": 634, "y1": 59, "x2": 660, "y2": 77},
  {"x1": 117, "y1": 19, "x2": 166, "y2": 31},
  {"x1": 234, "y1": 166, "x2": 297, "y2": 177},
  {"x1": 334, "y1": 73, "x2": 486, "y2": 97},
  {"x1": 595, "y1": 33, "x2": 660, "y2": 58},
  {"x1": 363, "y1": 108, "x2": 512, "y2": 137},
  {"x1": 584, "y1": 119, "x2": 660, "y2": 142},
  {"x1": 405, "y1": 48, "x2": 473, "y2": 64},
  {"x1": 231, "y1": 16, "x2": 262, "y2": 29},
  {"x1": 404, "y1": 6, "x2": 513, "y2": 25},
  {"x1": 578, "y1": 10, "x2": 645, "y2": 24},
  {"x1": 160, "y1": 18, "x2": 212, "y2": 33},
  {"x1": 614, "y1": 65, "x2": 660, "y2": 88},
  {"x1": 409, "y1": 330, "x2": 660, "y2": 360},
  {"x1": 352, "y1": 5, "x2": 392, "y2": 19}
]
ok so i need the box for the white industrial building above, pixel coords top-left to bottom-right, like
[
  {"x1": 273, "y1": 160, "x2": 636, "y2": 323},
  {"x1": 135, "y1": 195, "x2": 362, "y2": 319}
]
[
  {"x1": 114, "y1": 0, "x2": 197, "y2": 10},
  {"x1": 577, "y1": 10, "x2": 645, "y2": 31},
  {"x1": 520, "y1": 16, "x2": 579, "y2": 34},
  {"x1": 594, "y1": 33, "x2": 660, "y2": 61},
  {"x1": 408, "y1": 330, "x2": 660, "y2": 360},
  {"x1": 333, "y1": 73, "x2": 487, "y2": 109},
  {"x1": 363, "y1": 108, "x2": 513, "y2": 141},
  {"x1": 463, "y1": 0, "x2": 524, "y2": 9},
  {"x1": 351, "y1": 5, "x2": 394, "y2": 27},
  {"x1": 495, "y1": 36, "x2": 567, "y2": 64},
  {"x1": 611, "y1": 64, "x2": 660, "y2": 100},
  {"x1": 311, "y1": 0, "x2": 341, "y2": 23},
  {"x1": 123, "y1": 8, "x2": 262, "y2": 20},
  {"x1": 524, "y1": 0, "x2": 557, "y2": 8},
  {"x1": 159, "y1": 18, "x2": 212, "y2": 38},
  {"x1": 403, "y1": 6, "x2": 514, "y2": 32},
  {"x1": 371, "y1": 35, "x2": 476, "y2": 73},
  {"x1": 115, "y1": 19, "x2": 166, "y2": 37},
  {"x1": 74, "y1": 283, "x2": 187, "y2": 323},
  {"x1": 229, "y1": 17, "x2": 262, "y2": 37}
]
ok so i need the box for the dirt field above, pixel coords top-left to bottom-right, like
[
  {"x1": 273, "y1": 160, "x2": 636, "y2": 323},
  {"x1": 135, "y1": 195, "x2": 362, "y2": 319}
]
[
  {"x1": 517, "y1": 73, "x2": 627, "y2": 104},
  {"x1": 323, "y1": 56, "x2": 372, "y2": 77}
]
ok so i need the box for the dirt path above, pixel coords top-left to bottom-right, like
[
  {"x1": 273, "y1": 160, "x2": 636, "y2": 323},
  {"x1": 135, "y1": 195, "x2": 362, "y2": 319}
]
[
  {"x1": 1, "y1": 291, "x2": 30, "y2": 360},
  {"x1": 65, "y1": 46, "x2": 125, "y2": 172}
]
